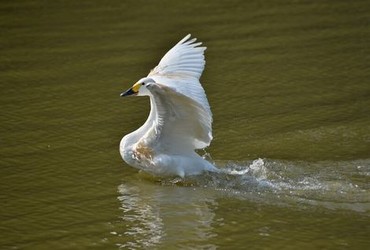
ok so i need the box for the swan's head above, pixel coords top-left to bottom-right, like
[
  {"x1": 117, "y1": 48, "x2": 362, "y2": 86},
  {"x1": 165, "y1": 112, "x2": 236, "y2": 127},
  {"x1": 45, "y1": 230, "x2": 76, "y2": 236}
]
[{"x1": 120, "y1": 77, "x2": 155, "y2": 97}]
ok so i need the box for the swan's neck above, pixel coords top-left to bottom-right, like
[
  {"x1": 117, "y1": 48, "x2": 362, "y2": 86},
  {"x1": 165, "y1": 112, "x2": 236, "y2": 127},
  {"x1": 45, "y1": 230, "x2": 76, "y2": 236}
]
[{"x1": 121, "y1": 96, "x2": 157, "y2": 150}]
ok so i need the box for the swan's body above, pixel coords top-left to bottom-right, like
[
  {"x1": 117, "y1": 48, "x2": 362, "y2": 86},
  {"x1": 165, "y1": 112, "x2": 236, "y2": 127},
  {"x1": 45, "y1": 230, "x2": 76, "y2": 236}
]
[{"x1": 120, "y1": 34, "x2": 217, "y2": 177}]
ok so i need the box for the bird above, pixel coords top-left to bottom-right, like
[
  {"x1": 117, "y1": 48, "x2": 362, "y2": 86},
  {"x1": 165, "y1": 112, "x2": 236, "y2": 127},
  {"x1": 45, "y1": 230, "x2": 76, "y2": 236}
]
[{"x1": 119, "y1": 34, "x2": 218, "y2": 178}]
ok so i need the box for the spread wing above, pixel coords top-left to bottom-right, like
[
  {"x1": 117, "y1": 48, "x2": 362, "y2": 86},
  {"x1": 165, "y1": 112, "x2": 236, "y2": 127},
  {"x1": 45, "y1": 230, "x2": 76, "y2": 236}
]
[
  {"x1": 147, "y1": 34, "x2": 212, "y2": 149},
  {"x1": 148, "y1": 83, "x2": 212, "y2": 150}
]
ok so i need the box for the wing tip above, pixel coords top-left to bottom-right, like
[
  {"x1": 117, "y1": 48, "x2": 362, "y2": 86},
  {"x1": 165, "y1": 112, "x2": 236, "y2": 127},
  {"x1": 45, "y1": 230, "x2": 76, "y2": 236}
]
[
  {"x1": 178, "y1": 34, "x2": 206, "y2": 49},
  {"x1": 177, "y1": 34, "x2": 191, "y2": 45}
]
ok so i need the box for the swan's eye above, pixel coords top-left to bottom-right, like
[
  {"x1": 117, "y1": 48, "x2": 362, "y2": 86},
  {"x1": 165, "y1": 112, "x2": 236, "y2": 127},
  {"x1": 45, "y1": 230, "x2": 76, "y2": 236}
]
[{"x1": 142, "y1": 82, "x2": 145, "y2": 86}]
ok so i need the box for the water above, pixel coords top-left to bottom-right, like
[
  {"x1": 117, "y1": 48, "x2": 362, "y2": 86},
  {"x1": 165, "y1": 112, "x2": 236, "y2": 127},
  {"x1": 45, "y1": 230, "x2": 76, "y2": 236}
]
[{"x1": 1, "y1": 0, "x2": 370, "y2": 249}]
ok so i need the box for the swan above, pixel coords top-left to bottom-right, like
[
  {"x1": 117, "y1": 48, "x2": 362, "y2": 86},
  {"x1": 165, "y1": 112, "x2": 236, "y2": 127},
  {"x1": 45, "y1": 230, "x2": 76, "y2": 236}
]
[{"x1": 119, "y1": 34, "x2": 218, "y2": 177}]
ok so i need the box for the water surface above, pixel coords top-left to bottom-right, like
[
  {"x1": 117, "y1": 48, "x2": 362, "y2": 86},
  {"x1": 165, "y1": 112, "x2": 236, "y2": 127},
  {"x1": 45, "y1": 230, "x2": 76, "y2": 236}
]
[{"x1": 1, "y1": 0, "x2": 369, "y2": 249}]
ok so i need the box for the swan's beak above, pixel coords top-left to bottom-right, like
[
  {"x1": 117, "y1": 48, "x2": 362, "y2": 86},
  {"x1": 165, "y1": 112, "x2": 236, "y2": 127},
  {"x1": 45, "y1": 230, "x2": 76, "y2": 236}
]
[
  {"x1": 121, "y1": 82, "x2": 141, "y2": 97},
  {"x1": 120, "y1": 88, "x2": 136, "y2": 97}
]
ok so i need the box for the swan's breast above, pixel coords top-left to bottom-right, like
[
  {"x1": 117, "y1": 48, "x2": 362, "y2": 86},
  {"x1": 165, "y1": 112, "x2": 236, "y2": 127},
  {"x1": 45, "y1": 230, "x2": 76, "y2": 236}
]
[
  {"x1": 120, "y1": 136, "x2": 155, "y2": 169},
  {"x1": 133, "y1": 141, "x2": 154, "y2": 162}
]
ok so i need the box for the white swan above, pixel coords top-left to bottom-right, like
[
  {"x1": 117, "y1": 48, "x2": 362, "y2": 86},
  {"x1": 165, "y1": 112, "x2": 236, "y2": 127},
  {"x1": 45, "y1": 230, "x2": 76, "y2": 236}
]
[{"x1": 120, "y1": 34, "x2": 218, "y2": 177}]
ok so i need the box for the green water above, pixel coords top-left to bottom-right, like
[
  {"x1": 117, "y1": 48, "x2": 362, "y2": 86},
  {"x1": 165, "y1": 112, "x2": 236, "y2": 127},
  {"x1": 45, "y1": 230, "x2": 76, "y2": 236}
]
[{"x1": 1, "y1": 0, "x2": 369, "y2": 249}]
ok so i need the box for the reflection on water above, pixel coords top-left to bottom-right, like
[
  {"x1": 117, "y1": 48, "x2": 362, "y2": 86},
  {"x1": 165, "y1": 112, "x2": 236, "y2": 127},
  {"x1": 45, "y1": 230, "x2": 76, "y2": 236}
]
[
  {"x1": 117, "y1": 185, "x2": 164, "y2": 249},
  {"x1": 116, "y1": 159, "x2": 369, "y2": 248},
  {"x1": 117, "y1": 182, "x2": 218, "y2": 249}
]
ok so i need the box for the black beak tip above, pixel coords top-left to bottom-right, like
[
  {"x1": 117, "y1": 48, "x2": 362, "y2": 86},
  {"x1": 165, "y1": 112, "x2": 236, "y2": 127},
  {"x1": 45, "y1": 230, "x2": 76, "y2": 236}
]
[{"x1": 120, "y1": 88, "x2": 135, "y2": 97}]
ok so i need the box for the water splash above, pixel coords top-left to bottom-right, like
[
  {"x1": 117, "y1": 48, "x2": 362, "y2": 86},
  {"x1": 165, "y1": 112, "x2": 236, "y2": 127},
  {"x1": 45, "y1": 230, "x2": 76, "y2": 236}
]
[{"x1": 159, "y1": 158, "x2": 370, "y2": 213}]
